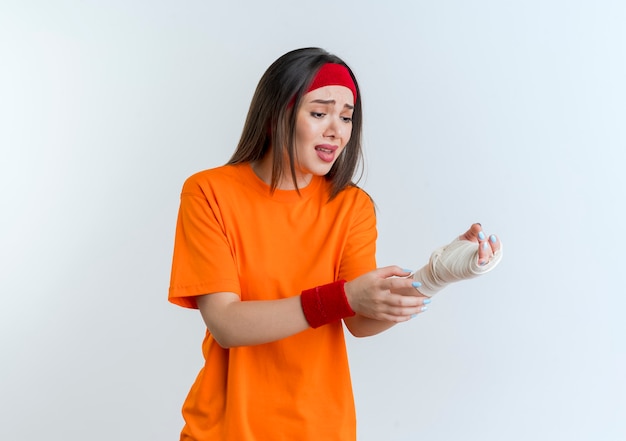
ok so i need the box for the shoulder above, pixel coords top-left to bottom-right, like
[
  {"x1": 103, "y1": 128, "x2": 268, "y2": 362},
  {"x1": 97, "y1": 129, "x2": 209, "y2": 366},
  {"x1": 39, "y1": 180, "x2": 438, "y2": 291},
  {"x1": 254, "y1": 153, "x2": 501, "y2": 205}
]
[
  {"x1": 181, "y1": 164, "x2": 249, "y2": 196},
  {"x1": 183, "y1": 164, "x2": 243, "y2": 187},
  {"x1": 332, "y1": 183, "x2": 375, "y2": 210},
  {"x1": 321, "y1": 183, "x2": 376, "y2": 224}
]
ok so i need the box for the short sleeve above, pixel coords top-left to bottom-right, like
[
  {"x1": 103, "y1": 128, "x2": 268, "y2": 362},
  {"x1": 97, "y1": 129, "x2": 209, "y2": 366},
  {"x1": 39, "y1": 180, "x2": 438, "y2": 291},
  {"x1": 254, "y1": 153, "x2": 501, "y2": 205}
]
[
  {"x1": 168, "y1": 178, "x2": 241, "y2": 309},
  {"x1": 337, "y1": 189, "x2": 377, "y2": 281}
]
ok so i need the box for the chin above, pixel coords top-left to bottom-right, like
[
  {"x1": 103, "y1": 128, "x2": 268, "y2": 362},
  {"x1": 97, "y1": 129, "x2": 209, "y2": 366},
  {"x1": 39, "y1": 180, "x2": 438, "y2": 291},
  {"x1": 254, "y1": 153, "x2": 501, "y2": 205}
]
[
  {"x1": 314, "y1": 165, "x2": 335, "y2": 177},
  {"x1": 299, "y1": 159, "x2": 337, "y2": 179}
]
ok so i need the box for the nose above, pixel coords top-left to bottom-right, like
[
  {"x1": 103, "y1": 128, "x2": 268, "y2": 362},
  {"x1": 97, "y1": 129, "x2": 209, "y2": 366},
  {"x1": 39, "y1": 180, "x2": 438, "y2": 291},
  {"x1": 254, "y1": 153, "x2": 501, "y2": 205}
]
[{"x1": 323, "y1": 117, "x2": 342, "y2": 140}]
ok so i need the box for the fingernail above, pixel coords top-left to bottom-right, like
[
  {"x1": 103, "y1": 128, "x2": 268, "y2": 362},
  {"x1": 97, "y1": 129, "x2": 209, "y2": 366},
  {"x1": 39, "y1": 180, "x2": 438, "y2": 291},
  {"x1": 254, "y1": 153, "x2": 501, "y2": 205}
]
[
  {"x1": 410, "y1": 314, "x2": 417, "y2": 319},
  {"x1": 423, "y1": 298, "x2": 431, "y2": 305},
  {"x1": 412, "y1": 281, "x2": 422, "y2": 288},
  {"x1": 479, "y1": 260, "x2": 487, "y2": 266},
  {"x1": 421, "y1": 306, "x2": 429, "y2": 312},
  {"x1": 476, "y1": 222, "x2": 482, "y2": 226},
  {"x1": 403, "y1": 268, "x2": 414, "y2": 273},
  {"x1": 482, "y1": 242, "x2": 489, "y2": 250},
  {"x1": 490, "y1": 234, "x2": 497, "y2": 243},
  {"x1": 478, "y1": 231, "x2": 486, "y2": 240}
]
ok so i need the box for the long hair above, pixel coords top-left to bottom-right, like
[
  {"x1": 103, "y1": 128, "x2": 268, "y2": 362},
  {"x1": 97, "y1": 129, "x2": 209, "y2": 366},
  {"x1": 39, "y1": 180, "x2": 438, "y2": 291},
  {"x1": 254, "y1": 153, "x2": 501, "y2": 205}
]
[{"x1": 227, "y1": 47, "x2": 364, "y2": 200}]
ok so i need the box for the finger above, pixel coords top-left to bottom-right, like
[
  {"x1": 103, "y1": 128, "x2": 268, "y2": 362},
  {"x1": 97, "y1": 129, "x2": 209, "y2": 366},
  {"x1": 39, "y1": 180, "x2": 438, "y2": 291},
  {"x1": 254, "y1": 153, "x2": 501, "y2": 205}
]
[
  {"x1": 377, "y1": 313, "x2": 413, "y2": 323},
  {"x1": 488, "y1": 234, "x2": 501, "y2": 253},
  {"x1": 390, "y1": 285, "x2": 429, "y2": 298},
  {"x1": 383, "y1": 292, "x2": 423, "y2": 308},
  {"x1": 383, "y1": 311, "x2": 427, "y2": 323},
  {"x1": 477, "y1": 236, "x2": 493, "y2": 266},
  {"x1": 384, "y1": 276, "x2": 422, "y2": 294},
  {"x1": 460, "y1": 222, "x2": 483, "y2": 242},
  {"x1": 381, "y1": 294, "x2": 432, "y2": 323},
  {"x1": 380, "y1": 302, "x2": 430, "y2": 321},
  {"x1": 375, "y1": 265, "x2": 413, "y2": 279}
]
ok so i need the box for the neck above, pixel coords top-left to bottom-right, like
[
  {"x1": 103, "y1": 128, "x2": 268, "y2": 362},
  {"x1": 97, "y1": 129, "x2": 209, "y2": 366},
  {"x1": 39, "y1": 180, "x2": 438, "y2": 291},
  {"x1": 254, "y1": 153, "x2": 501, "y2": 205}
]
[{"x1": 251, "y1": 153, "x2": 312, "y2": 190}]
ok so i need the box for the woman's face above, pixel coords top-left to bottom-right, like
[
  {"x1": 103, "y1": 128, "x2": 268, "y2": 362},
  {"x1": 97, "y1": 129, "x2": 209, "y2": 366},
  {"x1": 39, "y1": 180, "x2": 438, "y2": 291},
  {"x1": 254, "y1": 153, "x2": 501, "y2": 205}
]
[{"x1": 292, "y1": 85, "x2": 354, "y2": 184}]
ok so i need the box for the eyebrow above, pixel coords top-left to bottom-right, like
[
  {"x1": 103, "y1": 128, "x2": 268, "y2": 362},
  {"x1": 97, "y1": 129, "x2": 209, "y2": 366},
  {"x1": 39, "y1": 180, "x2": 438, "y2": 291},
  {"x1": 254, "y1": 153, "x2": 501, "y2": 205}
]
[{"x1": 309, "y1": 99, "x2": 354, "y2": 110}]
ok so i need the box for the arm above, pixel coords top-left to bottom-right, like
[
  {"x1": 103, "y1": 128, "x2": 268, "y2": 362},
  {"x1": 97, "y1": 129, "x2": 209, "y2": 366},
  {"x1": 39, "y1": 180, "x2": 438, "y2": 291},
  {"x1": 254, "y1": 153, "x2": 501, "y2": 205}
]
[
  {"x1": 336, "y1": 192, "x2": 408, "y2": 337},
  {"x1": 197, "y1": 266, "x2": 428, "y2": 348},
  {"x1": 343, "y1": 224, "x2": 503, "y2": 336},
  {"x1": 197, "y1": 292, "x2": 309, "y2": 348},
  {"x1": 412, "y1": 223, "x2": 503, "y2": 297},
  {"x1": 342, "y1": 314, "x2": 396, "y2": 337},
  {"x1": 343, "y1": 266, "x2": 429, "y2": 337}
]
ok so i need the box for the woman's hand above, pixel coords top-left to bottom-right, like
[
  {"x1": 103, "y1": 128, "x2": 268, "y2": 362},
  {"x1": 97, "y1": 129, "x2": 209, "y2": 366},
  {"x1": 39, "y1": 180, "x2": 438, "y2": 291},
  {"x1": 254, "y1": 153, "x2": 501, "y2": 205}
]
[
  {"x1": 460, "y1": 223, "x2": 502, "y2": 266},
  {"x1": 344, "y1": 266, "x2": 430, "y2": 323}
]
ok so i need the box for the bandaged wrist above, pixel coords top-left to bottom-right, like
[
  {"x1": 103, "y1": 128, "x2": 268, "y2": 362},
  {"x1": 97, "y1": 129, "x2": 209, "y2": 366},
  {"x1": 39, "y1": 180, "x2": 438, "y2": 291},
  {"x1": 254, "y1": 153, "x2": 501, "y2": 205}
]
[
  {"x1": 413, "y1": 238, "x2": 503, "y2": 297},
  {"x1": 300, "y1": 280, "x2": 354, "y2": 328}
]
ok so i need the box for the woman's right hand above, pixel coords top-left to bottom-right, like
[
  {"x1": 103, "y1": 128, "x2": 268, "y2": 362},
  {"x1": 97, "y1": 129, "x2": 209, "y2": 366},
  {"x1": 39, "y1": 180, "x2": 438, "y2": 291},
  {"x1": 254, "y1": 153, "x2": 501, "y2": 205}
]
[{"x1": 344, "y1": 266, "x2": 430, "y2": 323}]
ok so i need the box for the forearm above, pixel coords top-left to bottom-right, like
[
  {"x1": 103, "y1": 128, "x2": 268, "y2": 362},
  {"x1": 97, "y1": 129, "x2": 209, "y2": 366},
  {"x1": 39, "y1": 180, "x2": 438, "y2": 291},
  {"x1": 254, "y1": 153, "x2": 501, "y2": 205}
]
[
  {"x1": 343, "y1": 314, "x2": 396, "y2": 337},
  {"x1": 197, "y1": 293, "x2": 309, "y2": 348},
  {"x1": 341, "y1": 270, "x2": 425, "y2": 337}
]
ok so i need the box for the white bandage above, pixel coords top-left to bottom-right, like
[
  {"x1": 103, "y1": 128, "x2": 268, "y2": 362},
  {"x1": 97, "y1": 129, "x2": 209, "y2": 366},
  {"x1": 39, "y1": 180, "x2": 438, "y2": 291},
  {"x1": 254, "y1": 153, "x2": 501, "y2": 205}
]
[{"x1": 413, "y1": 238, "x2": 503, "y2": 297}]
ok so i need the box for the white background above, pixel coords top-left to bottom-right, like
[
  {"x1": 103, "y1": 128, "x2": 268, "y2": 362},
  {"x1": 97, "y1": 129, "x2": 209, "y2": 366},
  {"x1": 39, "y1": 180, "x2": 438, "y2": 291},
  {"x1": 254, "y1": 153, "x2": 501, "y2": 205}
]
[{"x1": 1, "y1": 1, "x2": 624, "y2": 440}]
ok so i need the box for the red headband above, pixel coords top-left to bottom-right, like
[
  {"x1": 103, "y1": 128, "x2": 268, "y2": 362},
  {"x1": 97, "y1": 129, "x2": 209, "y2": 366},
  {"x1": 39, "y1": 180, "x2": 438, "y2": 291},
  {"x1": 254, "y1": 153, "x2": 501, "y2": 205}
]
[{"x1": 306, "y1": 63, "x2": 357, "y2": 104}]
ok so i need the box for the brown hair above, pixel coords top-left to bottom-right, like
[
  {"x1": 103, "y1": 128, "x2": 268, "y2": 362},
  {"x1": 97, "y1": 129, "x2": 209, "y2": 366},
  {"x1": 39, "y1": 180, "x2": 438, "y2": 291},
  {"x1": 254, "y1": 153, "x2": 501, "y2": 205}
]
[{"x1": 227, "y1": 47, "x2": 364, "y2": 200}]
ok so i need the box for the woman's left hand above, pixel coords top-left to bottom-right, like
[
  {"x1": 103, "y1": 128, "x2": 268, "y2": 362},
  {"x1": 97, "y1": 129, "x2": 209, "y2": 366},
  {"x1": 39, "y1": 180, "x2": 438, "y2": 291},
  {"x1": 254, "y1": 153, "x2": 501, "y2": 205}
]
[{"x1": 460, "y1": 223, "x2": 502, "y2": 266}]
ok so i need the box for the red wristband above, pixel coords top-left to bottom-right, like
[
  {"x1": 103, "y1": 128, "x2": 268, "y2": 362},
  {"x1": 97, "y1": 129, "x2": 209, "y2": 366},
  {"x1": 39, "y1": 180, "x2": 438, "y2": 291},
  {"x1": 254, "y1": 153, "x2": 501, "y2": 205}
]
[{"x1": 300, "y1": 280, "x2": 355, "y2": 329}]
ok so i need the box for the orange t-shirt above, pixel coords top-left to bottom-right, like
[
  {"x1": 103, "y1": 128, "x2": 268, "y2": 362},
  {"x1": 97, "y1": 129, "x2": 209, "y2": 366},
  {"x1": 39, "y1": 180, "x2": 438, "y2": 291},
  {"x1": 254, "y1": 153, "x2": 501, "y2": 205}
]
[{"x1": 169, "y1": 163, "x2": 377, "y2": 441}]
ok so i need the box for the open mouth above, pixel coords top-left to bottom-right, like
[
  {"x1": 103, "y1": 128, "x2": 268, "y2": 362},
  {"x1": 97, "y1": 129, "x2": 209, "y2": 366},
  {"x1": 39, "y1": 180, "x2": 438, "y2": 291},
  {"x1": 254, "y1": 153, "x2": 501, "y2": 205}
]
[{"x1": 315, "y1": 145, "x2": 337, "y2": 163}]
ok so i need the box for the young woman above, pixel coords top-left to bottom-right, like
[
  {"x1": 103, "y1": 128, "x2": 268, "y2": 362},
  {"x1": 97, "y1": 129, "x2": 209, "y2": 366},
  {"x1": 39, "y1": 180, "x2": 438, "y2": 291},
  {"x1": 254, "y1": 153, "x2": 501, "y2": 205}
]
[{"x1": 168, "y1": 47, "x2": 501, "y2": 441}]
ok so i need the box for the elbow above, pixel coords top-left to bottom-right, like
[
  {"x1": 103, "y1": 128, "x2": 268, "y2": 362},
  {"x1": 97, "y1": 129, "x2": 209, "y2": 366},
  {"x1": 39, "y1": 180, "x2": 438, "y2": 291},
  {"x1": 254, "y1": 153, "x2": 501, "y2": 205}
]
[
  {"x1": 346, "y1": 327, "x2": 376, "y2": 338},
  {"x1": 207, "y1": 327, "x2": 241, "y2": 349},
  {"x1": 212, "y1": 334, "x2": 233, "y2": 349},
  {"x1": 343, "y1": 320, "x2": 375, "y2": 338},
  {"x1": 343, "y1": 316, "x2": 395, "y2": 338},
  {"x1": 198, "y1": 293, "x2": 243, "y2": 348}
]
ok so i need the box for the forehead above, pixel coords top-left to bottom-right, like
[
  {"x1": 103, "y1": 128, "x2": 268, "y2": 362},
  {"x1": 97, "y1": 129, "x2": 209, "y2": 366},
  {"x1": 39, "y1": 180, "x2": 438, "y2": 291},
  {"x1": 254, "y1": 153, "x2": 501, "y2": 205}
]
[{"x1": 303, "y1": 85, "x2": 354, "y2": 106}]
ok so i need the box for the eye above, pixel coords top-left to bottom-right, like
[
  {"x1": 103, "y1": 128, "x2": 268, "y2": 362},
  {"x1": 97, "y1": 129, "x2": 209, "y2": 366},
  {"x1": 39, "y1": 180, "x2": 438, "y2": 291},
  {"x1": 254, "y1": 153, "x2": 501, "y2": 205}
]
[
  {"x1": 310, "y1": 112, "x2": 325, "y2": 118},
  {"x1": 341, "y1": 116, "x2": 353, "y2": 123}
]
